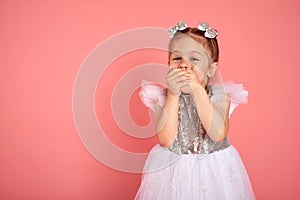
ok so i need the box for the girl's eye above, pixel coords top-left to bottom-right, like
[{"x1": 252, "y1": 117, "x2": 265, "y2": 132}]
[
  {"x1": 172, "y1": 57, "x2": 182, "y2": 61},
  {"x1": 191, "y1": 57, "x2": 199, "y2": 61}
]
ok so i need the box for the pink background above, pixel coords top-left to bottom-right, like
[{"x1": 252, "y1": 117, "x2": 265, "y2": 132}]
[{"x1": 1, "y1": 0, "x2": 300, "y2": 199}]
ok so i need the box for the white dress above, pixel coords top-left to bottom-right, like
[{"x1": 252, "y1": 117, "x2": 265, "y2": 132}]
[{"x1": 134, "y1": 80, "x2": 256, "y2": 200}]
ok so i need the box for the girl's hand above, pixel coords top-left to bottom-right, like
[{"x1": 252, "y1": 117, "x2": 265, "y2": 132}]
[
  {"x1": 181, "y1": 69, "x2": 205, "y2": 94},
  {"x1": 166, "y1": 68, "x2": 189, "y2": 96}
]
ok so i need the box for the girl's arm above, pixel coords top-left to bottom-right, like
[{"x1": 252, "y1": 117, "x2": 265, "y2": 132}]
[
  {"x1": 155, "y1": 90, "x2": 179, "y2": 147},
  {"x1": 154, "y1": 68, "x2": 188, "y2": 147},
  {"x1": 191, "y1": 85, "x2": 231, "y2": 142}
]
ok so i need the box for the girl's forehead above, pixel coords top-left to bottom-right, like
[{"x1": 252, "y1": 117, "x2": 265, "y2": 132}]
[{"x1": 170, "y1": 35, "x2": 208, "y2": 56}]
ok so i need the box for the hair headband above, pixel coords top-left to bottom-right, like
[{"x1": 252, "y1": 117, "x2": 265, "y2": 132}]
[{"x1": 167, "y1": 20, "x2": 218, "y2": 39}]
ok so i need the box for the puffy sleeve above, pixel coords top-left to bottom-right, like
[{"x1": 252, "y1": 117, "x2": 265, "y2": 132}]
[
  {"x1": 138, "y1": 79, "x2": 167, "y2": 112},
  {"x1": 210, "y1": 80, "x2": 248, "y2": 118}
]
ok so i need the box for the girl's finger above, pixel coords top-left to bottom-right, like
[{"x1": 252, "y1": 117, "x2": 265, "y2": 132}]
[
  {"x1": 170, "y1": 73, "x2": 187, "y2": 82},
  {"x1": 167, "y1": 68, "x2": 184, "y2": 78},
  {"x1": 177, "y1": 81, "x2": 190, "y2": 88},
  {"x1": 169, "y1": 73, "x2": 188, "y2": 83}
]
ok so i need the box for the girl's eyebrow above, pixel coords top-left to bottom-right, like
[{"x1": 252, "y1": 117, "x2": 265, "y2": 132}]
[
  {"x1": 171, "y1": 50, "x2": 204, "y2": 55},
  {"x1": 170, "y1": 50, "x2": 181, "y2": 54},
  {"x1": 191, "y1": 50, "x2": 204, "y2": 55},
  {"x1": 191, "y1": 50, "x2": 212, "y2": 61}
]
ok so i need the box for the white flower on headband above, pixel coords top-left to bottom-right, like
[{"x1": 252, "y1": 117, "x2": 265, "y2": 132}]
[
  {"x1": 167, "y1": 20, "x2": 218, "y2": 39},
  {"x1": 167, "y1": 20, "x2": 188, "y2": 38},
  {"x1": 197, "y1": 22, "x2": 218, "y2": 39}
]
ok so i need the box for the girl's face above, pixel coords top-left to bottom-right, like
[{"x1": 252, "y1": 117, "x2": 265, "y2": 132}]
[{"x1": 169, "y1": 35, "x2": 216, "y2": 85}]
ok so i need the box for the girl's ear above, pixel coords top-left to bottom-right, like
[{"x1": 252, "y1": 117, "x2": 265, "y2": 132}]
[{"x1": 208, "y1": 62, "x2": 218, "y2": 78}]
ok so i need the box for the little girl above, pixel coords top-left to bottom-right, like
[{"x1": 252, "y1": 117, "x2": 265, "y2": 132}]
[{"x1": 135, "y1": 20, "x2": 256, "y2": 200}]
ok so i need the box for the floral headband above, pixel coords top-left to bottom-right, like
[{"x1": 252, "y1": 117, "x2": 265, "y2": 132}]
[{"x1": 167, "y1": 20, "x2": 218, "y2": 39}]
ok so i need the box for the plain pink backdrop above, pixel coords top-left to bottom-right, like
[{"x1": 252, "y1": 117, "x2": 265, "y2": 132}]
[{"x1": 1, "y1": 0, "x2": 300, "y2": 199}]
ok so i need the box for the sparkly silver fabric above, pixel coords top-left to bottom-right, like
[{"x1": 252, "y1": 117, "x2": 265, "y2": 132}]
[{"x1": 166, "y1": 89, "x2": 231, "y2": 154}]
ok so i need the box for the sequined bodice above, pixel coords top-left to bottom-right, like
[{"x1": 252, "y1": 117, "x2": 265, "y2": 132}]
[{"x1": 166, "y1": 93, "x2": 230, "y2": 154}]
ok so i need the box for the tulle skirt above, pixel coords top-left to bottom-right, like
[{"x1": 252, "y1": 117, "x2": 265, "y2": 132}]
[{"x1": 134, "y1": 144, "x2": 256, "y2": 200}]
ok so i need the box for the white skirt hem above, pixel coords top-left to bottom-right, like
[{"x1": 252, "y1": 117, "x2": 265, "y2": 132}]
[{"x1": 135, "y1": 144, "x2": 256, "y2": 200}]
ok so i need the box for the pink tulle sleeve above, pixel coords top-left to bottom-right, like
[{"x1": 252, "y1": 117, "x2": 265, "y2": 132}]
[
  {"x1": 139, "y1": 80, "x2": 166, "y2": 112},
  {"x1": 210, "y1": 80, "x2": 248, "y2": 118}
]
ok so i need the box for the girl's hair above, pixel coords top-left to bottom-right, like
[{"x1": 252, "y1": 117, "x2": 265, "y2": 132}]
[{"x1": 168, "y1": 27, "x2": 219, "y2": 62}]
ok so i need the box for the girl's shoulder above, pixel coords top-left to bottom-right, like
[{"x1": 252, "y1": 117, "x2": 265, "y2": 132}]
[
  {"x1": 210, "y1": 80, "x2": 248, "y2": 117},
  {"x1": 139, "y1": 79, "x2": 167, "y2": 112}
]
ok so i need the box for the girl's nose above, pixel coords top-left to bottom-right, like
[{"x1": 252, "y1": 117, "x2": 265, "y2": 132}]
[{"x1": 178, "y1": 61, "x2": 190, "y2": 70}]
